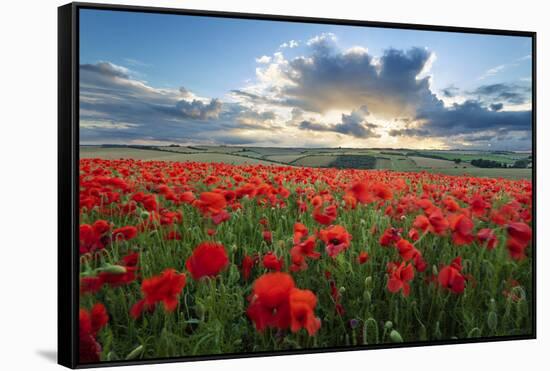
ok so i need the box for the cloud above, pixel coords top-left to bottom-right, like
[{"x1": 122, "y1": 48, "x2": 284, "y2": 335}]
[
  {"x1": 249, "y1": 41, "x2": 438, "y2": 117},
  {"x1": 175, "y1": 98, "x2": 222, "y2": 120},
  {"x1": 81, "y1": 33, "x2": 532, "y2": 150},
  {"x1": 441, "y1": 85, "x2": 459, "y2": 98},
  {"x1": 306, "y1": 33, "x2": 337, "y2": 47},
  {"x1": 280, "y1": 40, "x2": 299, "y2": 48},
  {"x1": 470, "y1": 83, "x2": 530, "y2": 105},
  {"x1": 79, "y1": 61, "x2": 246, "y2": 144},
  {"x1": 478, "y1": 64, "x2": 506, "y2": 80},
  {"x1": 255, "y1": 55, "x2": 272, "y2": 64},
  {"x1": 298, "y1": 106, "x2": 380, "y2": 138},
  {"x1": 388, "y1": 128, "x2": 429, "y2": 137},
  {"x1": 478, "y1": 54, "x2": 531, "y2": 81},
  {"x1": 416, "y1": 99, "x2": 531, "y2": 136}
]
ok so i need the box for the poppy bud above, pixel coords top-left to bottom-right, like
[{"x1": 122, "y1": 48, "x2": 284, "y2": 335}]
[
  {"x1": 140, "y1": 211, "x2": 150, "y2": 219},
  {"x1": 434, "y1": 321, "x2": 442, "y2": 339},
  {"x1": 98, "y1": 264, "x2": 127, "y2": 274},
  {"x1": 384, "y1": 321, "x2": 393, "y2": 330},
  {"x1": 364, "y1": 276, "x2": 373, "y2": 290},
  {"x1": 468, "y1": 327, "x2": 481, "y2": 338},
  {"x1": 363, "y1": 291, "x2": 371, "y2": 305},
  {"x1": 364, "y1": 317, "x2": 379, "y2": 344},
  {"x1": 419, "y1": 324, "x2": 427, "y2": 341},
  {"x1": 487, "y1": 311, "x2": 498, "y2": 331},
  {"x1": 195, "y1": 303, "x2": 205, "y2": 320},
  {"x1": 228, "y1": 265, "x2": 240, "y2": 283},
  {"x1": 125, "y1": 345, "x2": 144, "y2": 360},
  {"x1": 390, "y1": 329, "x2": 403, "y2": 343}
]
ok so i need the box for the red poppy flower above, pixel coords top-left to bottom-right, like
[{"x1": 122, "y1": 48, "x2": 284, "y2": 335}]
[
  {"x1": 289, "y1": 288, "x2": 321, "y2": 336},
  {"x1": 80, "y1": 276, "x2": 103, "y2": 294},
  {"x1": 371, "y1": 182, "x2": 393, "y2": 200},
  {"x1": 408, "y1": 228, "x2": 420, "y2": 241},
  {"x1": 185, "y1": 242, "x2": 229, "y2": 280},
  {"x1": 112, "y1": 225, "x2": 138, "y2": 241},
  {"x1": 79, "y1": 303, "x2": 109, "y2": 363},
  {"x1": 130, "y1": 269, "x2": 186, "y2": 318},
  {"x1": 438, "y1": 257, "x2": 466, "y2": 294},
  {"x1": 470, "y1": 195, "x2": 490, "y2": 216},
  {"x1": 477, "y1": 228, "x2": 497, "y2": 249},
  {"x1": 211, "y1": 210, "x2": 231, "y2": 225},
  {"x1": 358, "y1": 251, "x2": 369, "y2": 264},
  {"x1": 79, "y1": 220, "x2": 111, "y2": 254},
  {"x1": 449, "y1": 214, "x2": 474, "y2": 246},
  {"x1": 507, "y1": 222, "x2": 532, "y2": 243},
  {"x1": 246, "y1": 272, "x2": 295, "y2": 331},
  {"x1": 193, "y1": 192, "x2": 227, "y2": 215},
  {"x1": 412, "y1": 215, "x2": 430, "y2": 232},
  {"x1": 262, "y1": 252, "x2": 284, "y2": 271},
  {"x1": 313, "y1": 204, "x2": 338, "y2": 225},
  {"x1": 387, "y1": 262, "x2": 415, "y2": 297},
  {"x1": 319, "y1": 225, "x2": 352, "y2": 258},
  {"x1": 290, "y1": 236, "x2": 319, "y2": 272},
  {"x1": 262, "y1": 230, "x2": 273, "y2": 243},
  {"x1": 396, "y1": 239, "x2": 419, "y2": 261},
  {"x1": 380, "y1": 227, "x2": 401, "y2": 247},
  {"x1": 165, "y1": 230, "x2": 182, "y2": 240},
  {"x1": 348, "y1": 182, "x2": 374, "y2": 204},
  {"x1": 241, "y1": 254, "x2": 257, "y2": 280},
  {"x1": 506, "y1": 222, "x2": 532, "y2": 260},
  {"x1": 293, "y1": 222, "x2": 309, "y2": 244},
  {"x1": 427, "y1": 209, "x2": 449, "y2": 235}
]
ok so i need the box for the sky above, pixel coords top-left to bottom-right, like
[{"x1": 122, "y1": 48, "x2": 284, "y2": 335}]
[{"x1": 79, "y1": 9, "x2": 533, "y2": 150}]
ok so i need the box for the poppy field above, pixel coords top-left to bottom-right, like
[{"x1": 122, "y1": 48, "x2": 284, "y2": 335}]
[{"x1": 78, "y1": 158, "x2": 533, "y2": 363}]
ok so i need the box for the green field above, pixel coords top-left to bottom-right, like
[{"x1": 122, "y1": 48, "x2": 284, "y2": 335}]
[
  {"x1": 80, "y1": 147, "x2": 279, "y2": 166},
  {"x1": 80, "y1": 146, "x2": 532, "y2": 180},
  {"x1": 409, "y1": 156, "x2": 473, "y2": 169}
]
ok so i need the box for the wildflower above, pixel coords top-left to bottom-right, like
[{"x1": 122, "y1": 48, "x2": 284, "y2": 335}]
[
  {"x1": 185, "y1": 242, "x2": 229, "y2": 279},
  {"x1": 319, "y1": 225, "x2": 352, "y2": 258},
  {"x1": 438, "y1": 257, "x2": 466, "y2": 294},
  {"x1": 130, "y1": 269, "x2": 186, "y2": 318}
]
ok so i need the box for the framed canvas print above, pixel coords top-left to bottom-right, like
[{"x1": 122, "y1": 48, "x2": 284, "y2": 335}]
[{"x1": 58, "y1": 2, "x2": 536, "y2": 368}]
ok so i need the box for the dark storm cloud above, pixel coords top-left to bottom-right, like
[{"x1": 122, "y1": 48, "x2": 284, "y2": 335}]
[
  {"x1": 470, "y1": 83, "x2": 530, "y2": 105},
  {"x1": 490, "y1": 103, "x2": 504, "y2": 111},
  {"x1": 441, "y1": 85, "x2": 459, "y2": 98},
  {"x1": 298, "y1": 106, "x2": 380, "y2": 138},
  {"x1": 416, "y1": 99, "x2": 531, "y2": 136}
]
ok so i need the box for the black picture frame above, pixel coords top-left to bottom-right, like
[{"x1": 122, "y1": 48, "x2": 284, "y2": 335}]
[{"x1": 58, "y1": 2, "x2": 537, "y2": 368}]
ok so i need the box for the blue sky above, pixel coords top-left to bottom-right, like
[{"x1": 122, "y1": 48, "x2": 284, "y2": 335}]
[{"x1": 79, "y1": 9, "x2": 533, "y2": 150}]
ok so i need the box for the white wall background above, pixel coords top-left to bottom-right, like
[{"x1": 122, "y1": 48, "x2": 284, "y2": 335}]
[{"x1": 0, "y1": 0, "x2": 546, "y2": 369}]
